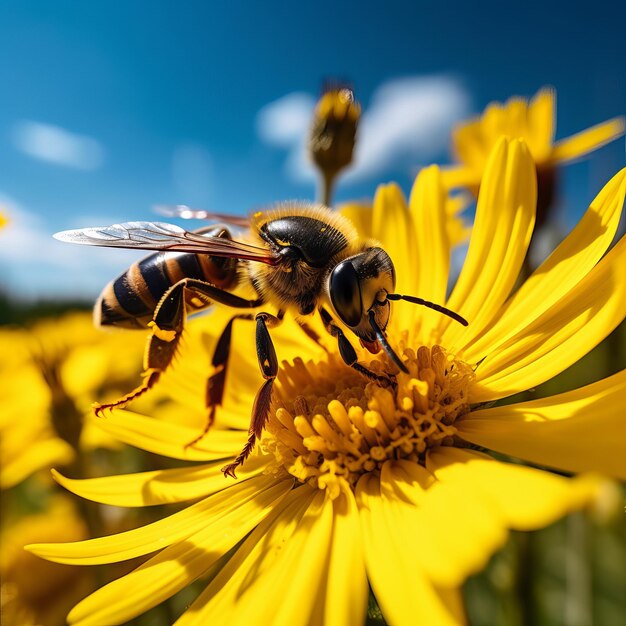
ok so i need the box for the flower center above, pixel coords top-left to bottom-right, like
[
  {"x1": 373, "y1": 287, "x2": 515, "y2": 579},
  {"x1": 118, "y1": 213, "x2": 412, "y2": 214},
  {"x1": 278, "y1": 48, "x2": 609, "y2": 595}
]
[{"x1": 261, "y1": 343, "x2": 474, "y2": 499}]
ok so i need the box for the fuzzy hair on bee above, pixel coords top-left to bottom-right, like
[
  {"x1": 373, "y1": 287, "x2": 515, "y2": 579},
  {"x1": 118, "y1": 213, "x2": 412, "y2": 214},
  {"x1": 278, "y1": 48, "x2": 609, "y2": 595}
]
[{"x1": 246, "y1": 203, "x2": 361, "y2": 316}]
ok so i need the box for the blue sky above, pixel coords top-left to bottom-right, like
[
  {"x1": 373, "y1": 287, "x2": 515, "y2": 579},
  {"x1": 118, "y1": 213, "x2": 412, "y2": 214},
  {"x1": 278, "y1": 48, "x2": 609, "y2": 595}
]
[{"x1": 1, "y1": 1, "x2": 624, "y2": 299}]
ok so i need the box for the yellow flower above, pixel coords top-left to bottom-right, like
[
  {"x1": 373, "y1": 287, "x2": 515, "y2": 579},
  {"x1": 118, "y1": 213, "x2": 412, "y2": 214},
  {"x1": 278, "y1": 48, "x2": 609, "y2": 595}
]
[
  {"x1": 442, "y1": 88, "x2": 624, "y2": 194},
  {"x1": 0, "y1": 313, "x2": 146, "y2": 488},
  {"x1": 28, "y1": 138, "x2": 626, "y2": 626}
]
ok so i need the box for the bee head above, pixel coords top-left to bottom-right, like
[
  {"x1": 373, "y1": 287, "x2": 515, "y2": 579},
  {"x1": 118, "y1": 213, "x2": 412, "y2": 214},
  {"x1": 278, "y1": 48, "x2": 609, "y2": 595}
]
[{"x1": 328, "y1": 247, "x2": 395, "y2": 352}]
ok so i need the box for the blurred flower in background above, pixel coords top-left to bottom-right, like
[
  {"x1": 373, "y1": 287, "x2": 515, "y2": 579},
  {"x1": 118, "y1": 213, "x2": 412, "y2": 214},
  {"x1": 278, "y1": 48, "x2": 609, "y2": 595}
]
[
  {"x1": 442, "y1": 88, "x2": 624, "y2": 197},
  {"x1": 0, "y1": 313, "x2": 147, "y2": 489},
  {"x1": 1, "y1": 497, "x2": 93, "y2": 626},
  {"x1": 0, "y1": 314, "x2": 158, "y2": 625},
  {"x1": 442, "y1": 89, "x2": 625, "y2": 275}
]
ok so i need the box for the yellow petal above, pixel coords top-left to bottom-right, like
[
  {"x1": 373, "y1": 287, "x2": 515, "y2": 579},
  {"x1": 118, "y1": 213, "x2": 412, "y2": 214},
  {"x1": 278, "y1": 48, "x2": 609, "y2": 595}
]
[
  {"x1": 441, "y1": 137, "x2": 537, "y2": 349},
  {"x1": 176, "y1": 486, "x2": 332, "y2": 626},
  {"x1": 380, "y1": 459, "x2": 435, "y2": 505},
  {"x1": 356, "y1": 473, "x2": 466, "y2": 626},
  {"x1": 233, "y1": 491, "x2": 333, "y2": 626},
  {"x1": 338, "y1": 202, "x2": 373, "y2": 238},
  {"x1": 89, "y1": 409, "x2": 246, "y2": 460},
  {"x1": 323, "y1": 489, "x2": 368, "y2": 626},
  {"x1": 464, "y1": 168, "x2": 626, "y2": 364},
  {"x1": 503, "y1": 97, "x2": 530, "y2": 142},
  {"x1": 452, "y1": 118, "x2": 486, "y2": 170},
  {"x1": 481, "y1": 102, "x2": 508, "y2": 146},
  {"x1": 176, "y1": 487, "x2": 315, "y2": 625},
  {"x1": 550, "y1": 117, "x2": 625, "y2": 164},
  {"x1": 63, "y1": 476, "x2": 292, "y2": 626},
  {"x1": 527, "y1": 87, "x2": 555, "y2": 161},
  {"x1": 27, "y1": 475, "x2": 291, "y2": 566},
  {"x1": 385, "y1": 456, "x2": 508, "y2": 588},
  {"x1": 409, "y1": 165, "x2": 451, "y2": 342},
  {"x1": 440, "y1": 165, "x2": 481, "y2": 190},
  {"x1": 472, "y1": 235, "x2": 626, "y2": 402},
  {"x1": 372, "y1": 183, "x2": 418, "y2": 308},
  {"x1": 379, "y1": 461, "x2": 479, "y2": 587},
  {"x1": 51, "y1": 454, "x2": 269, "y2": 506},
  {"x1": 427, "y1": 447, "x2": 600, "y2": 529},
  {"x1": 458, "y1": 370, "x2": 626, "y2": 478}
]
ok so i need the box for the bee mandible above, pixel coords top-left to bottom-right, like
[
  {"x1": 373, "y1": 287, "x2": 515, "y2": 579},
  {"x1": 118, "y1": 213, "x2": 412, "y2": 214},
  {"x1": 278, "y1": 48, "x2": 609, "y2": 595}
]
[{"x1": 54, "y1": 203, "x2": 468, "y2": 477}]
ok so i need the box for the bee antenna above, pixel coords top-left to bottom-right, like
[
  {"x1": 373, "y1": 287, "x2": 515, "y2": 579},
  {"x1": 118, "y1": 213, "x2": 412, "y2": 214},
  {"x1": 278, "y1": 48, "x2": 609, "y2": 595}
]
[
  {"x1": 368, "y1": 311, "x2": 409, "y2": 373},
  {"x1": 387, "y1": 294, "x2": 469, "y2": 327}
]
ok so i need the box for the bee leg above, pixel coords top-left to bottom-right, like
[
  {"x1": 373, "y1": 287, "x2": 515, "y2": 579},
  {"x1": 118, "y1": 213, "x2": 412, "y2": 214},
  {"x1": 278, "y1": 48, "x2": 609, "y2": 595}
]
[
  {"x1": 95, "y1": 279, "x2": 264, "y2": 418},
  {"x1": 319, "y1": 308, "x2": 392, "y2": 386},
  {"x1": 179, "y1": 278, "x2": 265, "y2": 310},
  {"x1": 184, "y1": 313, "x2": 254, "y2": 449},
  {"x1": 93, "y1": 281, "x2": 189, "y2": 416},
  {"x1": 222, "y1": 311, "x2": 283, "y2": 478}
]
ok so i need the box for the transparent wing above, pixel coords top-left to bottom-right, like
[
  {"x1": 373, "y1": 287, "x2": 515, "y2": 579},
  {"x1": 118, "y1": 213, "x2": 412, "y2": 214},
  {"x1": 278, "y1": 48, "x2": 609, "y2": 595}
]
[
  {"x1": 53, "y1": 221, "x2": 279, "y2": 264},
  {"x1": 154, "y1": 205, "x2": 250, "y2": 228}
]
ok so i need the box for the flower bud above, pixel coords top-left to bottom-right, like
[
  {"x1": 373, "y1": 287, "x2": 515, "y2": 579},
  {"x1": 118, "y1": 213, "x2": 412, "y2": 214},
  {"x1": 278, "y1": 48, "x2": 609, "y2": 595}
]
[{"x1": 309, "y1": 87, "x2": 361, "y2": 204}]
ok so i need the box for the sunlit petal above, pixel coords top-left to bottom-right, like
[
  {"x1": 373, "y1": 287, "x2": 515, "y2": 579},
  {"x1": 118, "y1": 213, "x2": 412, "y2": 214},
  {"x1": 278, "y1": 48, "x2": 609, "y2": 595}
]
[
  {"x1": 90, "y1": 409, "x2": 246, "y2": 460},
  {"x1": 409, "y1": 165, "x2": 451, "y2": 342},
  {"x1": 458, "y1": 370, "x2": 626, "y2": 478},
  {"x1": 63, "y1": 477, "x2": 292, "y2": 626},
  {"x1": 338, "y1": 202, "x2": 373, "y2": 238},
  {"x1": 441, "y1": 137, "x2": 536, "y2": 349},
  {"x1": 50, "y1": 454, "x2": 269, "y2": 506},
  {"x1": 322, "y1": 489, "x2": 368, "y2": 626},
  {"x1": 372, "y1": 183, "x2": 418, "y2": 331},
  {"x1": 26, "y1": 475, "x2": 291, "y2": 566},
  {"x1": 176, "y1": 486, "x2": 332, "y2": 626},
  {"x1": 464, "y1": 168, "x2": 626, "y2": 363},
  {"x1": 428, "y1": 448, "x2": 600, "y2": 529},
  {"x1": 472, "y1": 236, "x2": 626, "y2": 401},
  {"x1": 356, "y1": 473, "x2": 466, "y2": 626}
]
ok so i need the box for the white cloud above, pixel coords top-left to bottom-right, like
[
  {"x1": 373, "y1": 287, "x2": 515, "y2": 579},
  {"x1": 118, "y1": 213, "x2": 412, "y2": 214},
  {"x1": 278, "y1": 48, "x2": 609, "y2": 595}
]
[
  {"x1": 256, "y1": 76, "x2": 471, "y2": 185},
  {"x1": 256, "y1": 92, "x2": 315, "y2": 147},
  {"x1": 0, "y1": 194, "x2": 135, "y2": 300},
  {"x1": 11, "y1": 120, "x2": 105, "y2": 170}
]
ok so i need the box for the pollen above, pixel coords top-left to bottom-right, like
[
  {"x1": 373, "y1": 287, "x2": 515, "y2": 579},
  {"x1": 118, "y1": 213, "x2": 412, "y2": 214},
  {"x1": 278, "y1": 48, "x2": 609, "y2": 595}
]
[
  {"x1": 262, "y1": 344, "x2": 474, "y2": 499},
  {"x1": 147, "y1": 322, "x2": 177, "y2": 343}
]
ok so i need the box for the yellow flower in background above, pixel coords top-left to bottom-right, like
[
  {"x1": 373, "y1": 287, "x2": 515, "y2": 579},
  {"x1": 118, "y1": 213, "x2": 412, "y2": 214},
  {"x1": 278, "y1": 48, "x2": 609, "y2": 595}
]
[
  {"x1": 1, "y1": 497, "x2": 93, "y2": 626},
  {"x1": 26, "y1": 137, "x2": 626, "y2": 626},
  {"x1": 0, "y1": 312, "x2": 146, "y2": 488},
  {"x1": 442, "y1": 88, "x2": 624, "y2": 194}
]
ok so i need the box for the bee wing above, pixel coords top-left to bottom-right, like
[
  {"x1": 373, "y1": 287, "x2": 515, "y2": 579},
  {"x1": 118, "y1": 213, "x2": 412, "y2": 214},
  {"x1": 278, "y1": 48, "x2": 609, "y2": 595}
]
[
  {"x1": 53, "y1": 221, "x2": 279, "y2": 265},
  {"x1": 154, "y1": 205, "x2": 250, "y2": 228}
]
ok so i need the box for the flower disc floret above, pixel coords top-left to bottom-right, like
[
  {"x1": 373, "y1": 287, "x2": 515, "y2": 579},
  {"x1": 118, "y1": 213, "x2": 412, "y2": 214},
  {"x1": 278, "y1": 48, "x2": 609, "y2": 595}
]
[{"x1": 263, "y1": 344, "x2": 474, "y2": 498}]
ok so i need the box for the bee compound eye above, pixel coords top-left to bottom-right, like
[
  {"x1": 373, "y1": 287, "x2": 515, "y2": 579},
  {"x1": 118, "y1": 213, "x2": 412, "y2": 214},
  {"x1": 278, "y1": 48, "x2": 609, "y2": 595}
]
[{"x1": 329, "y1": 261, "x2": 362, "y2": 327}]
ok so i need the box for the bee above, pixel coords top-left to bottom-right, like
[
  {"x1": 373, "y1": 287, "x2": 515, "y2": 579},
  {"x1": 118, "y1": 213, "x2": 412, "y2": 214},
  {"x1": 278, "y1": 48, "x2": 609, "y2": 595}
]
[{"x1": 54, "y1": 203, "x2": 468, "y2": 477}]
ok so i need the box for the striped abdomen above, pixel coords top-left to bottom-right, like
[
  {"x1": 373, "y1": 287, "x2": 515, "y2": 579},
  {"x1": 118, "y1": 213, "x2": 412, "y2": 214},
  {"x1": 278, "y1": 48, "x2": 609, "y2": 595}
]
[{"x1": 95, "y1": 236, "x2": 239, "y2": 329}]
